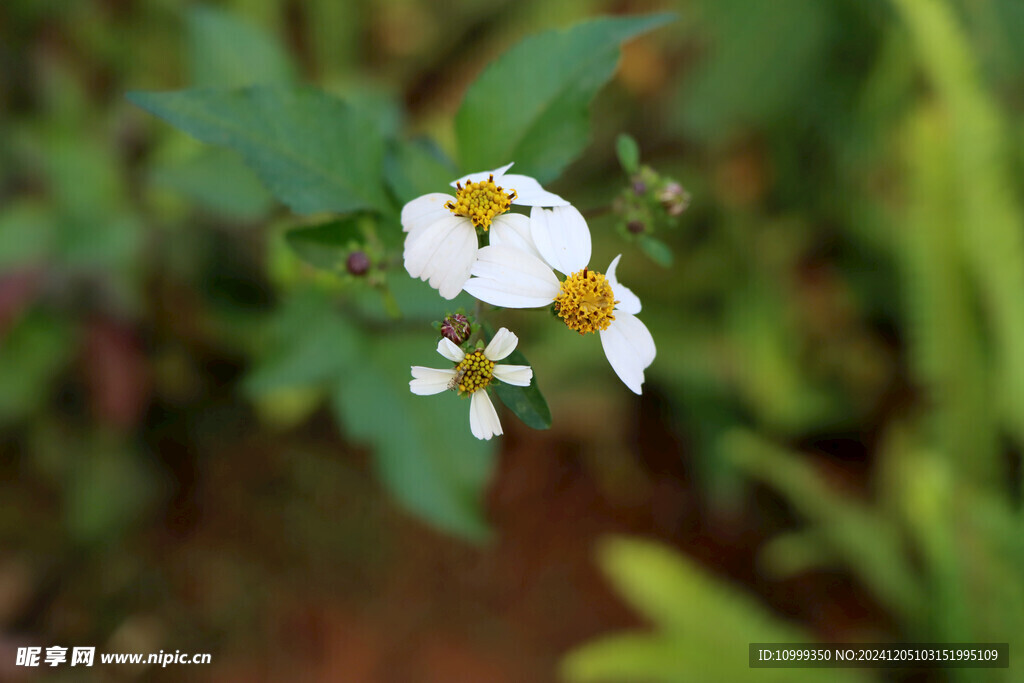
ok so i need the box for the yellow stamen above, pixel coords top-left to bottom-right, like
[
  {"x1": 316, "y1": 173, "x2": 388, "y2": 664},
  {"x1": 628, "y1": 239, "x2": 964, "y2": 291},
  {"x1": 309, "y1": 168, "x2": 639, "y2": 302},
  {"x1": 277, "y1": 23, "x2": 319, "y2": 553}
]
[
  {"x1": 450, "y1": 349, "x2": 495, "y2": 395},
  {"x1": 444, "y1": 175, "x2": 517, "y2": 231},
  {"x1": 554, "y1": 267, "x2": 617, "y2": 334}
]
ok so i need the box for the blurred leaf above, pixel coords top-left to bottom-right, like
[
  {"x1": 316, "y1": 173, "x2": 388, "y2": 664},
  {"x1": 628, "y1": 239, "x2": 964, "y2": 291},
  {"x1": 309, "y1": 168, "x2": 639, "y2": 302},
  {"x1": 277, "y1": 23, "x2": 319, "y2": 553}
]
[
  {"x1": 456, "y1": 13, "x2": 675, "y2": 184},
  {"x1": 722, "y1": 430, "x2": 925, "y2": 628},
  {"x1": 188, "y1": 5, "x2": 294, "y2": 88},
  {"x1": 563, "y1": 536, "x2": 866, "y2": 683},
  {"x1": 893, "y1": 0, "x2": 1024, "y2": 459},
  {"x1": 678, "y1": 0, "x2": 830, "y2": 139},
  {"x1": 616, "y1": 133, "x2": 640, "y2": 174},
  {"x1": 332, "y1": 334, "x2": 494, "y2": 541},
  {"x1": 901, "y1": 106, "x2": 998, "y2": 485},
  {"x1": 150, "y1": 147, "x2": 274, "y2": 221},
  {"x1": 637, "y1": 234, "x2": 673, "y2": 267},
  {"x1": 285, "y1": 216, "x2": 365, "y2": 272},
  {"x1": 492, "y1": 347, "x2": 551, "y2": 430},
  {"x1": 0, "y1": 311, "x2": 75, "y2": 425},
  {"x1": 384, "y1": 138, "x2": 459, "y2": 206},
  {"x1": 0, "y1": 202, "x2": 54, "y2": 270},
  {"x1": 66, "y1": 438, "x2": 160, "y2": 544},
  {"x1": 128, "y1": 86, "x2": 391, "y2": 215},
  {"x1": 243, "y1": 290, "x2": 359, "y2": 395}
]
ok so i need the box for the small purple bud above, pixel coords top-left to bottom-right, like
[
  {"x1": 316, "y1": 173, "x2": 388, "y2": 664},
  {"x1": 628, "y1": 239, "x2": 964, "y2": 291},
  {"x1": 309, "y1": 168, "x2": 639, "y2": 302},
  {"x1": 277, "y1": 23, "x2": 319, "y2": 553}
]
[
  {"x1": 627, "y1": 220, "x2": 646, "y2": 234},
  {"x1": 632, "y1": 180, "x2": 647, "y2": 195},
  {"x1": 441, "y1": 313, "x2": 472, "y2": 345},
  {"x1": 346, "y1": 251, "x2": 371, "y2": 276}
]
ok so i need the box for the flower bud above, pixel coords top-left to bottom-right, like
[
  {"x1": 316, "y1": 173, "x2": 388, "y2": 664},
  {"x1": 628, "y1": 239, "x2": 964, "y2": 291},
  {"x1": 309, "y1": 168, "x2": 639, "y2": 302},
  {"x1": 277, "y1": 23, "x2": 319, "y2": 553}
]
[
  {"x1": 658, "y1": 182, "x2": 690, "y2": 217},
  {"x1": 346, "y1": 251, "x2": 371, "y2": 276},
  {"x1": 627, "y1": 219, "x2": 646, "y2": 234},
  {"x1": 440, "y1": 313, "x2": 472, "y2": 345}
]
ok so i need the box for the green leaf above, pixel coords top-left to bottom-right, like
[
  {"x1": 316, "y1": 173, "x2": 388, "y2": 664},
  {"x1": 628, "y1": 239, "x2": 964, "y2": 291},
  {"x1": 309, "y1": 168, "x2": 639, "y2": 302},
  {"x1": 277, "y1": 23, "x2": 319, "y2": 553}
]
[
  {"x1": 0, "y1": 311, "x2": 76, "y2": 425},
  {"x1": 0, "y1": 201, "x2": 54, "y2": 269},
  {"x1": 455, "y1": 13, "x2": 675, "y2": 184},
  {"x1": 616, "y1": 133, "x2": 640, "y2": 174},
  {"x1": 331, "y1": 334, "x2": 494, "y2": 541},
  {"x1": 637, "y1": 234, "x2": 674, "y2": 267},
  {"x1": 188, "y1": 5, "x2": 294, "y2": 88},
  {"x1": 492, "y1": 347, "x2": 552, "y2": 430},
  {"x1": 150, "y1": 147, "x2": 274, "y2": 221},
  {"x1": 128, "y1": 86, "x2": 391, "y2": 215},
  {"x1": 384, "y1": 137, "x2": 459, "y2": 206},
  {"x1": 242, "y1": 290, "x2": 360, "y2": 395},
  {"x1": 285, "y1": 216, "x2": 365, "y2": 272}
]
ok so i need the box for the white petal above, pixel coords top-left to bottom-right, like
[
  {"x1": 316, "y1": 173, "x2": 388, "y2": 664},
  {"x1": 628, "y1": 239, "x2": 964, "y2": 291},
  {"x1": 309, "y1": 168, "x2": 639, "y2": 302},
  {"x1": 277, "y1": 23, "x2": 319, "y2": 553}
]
[
  {"x1": 403, "y1": 215, "x2": 478, "y2": 300},
  {"x1": 599, "y1": 313, "x2": 656, "y2": 395},
  {"x1": 469, "y1": 390, "x2": 503, "y2": 440},
  {"x1": 410, "y1": 366, "x2": 456, "y2": 395},
  {"x1": 490, "y1": 213, "x2": 542, "y2": 260},
  {"x1": 493, "y1": 364, "x2": 532, "y2": 387},
  {"x1": 504, "y1": 174, "x2": 570, "y2": 207},
  {"x1": 471, "y1": 245, "x2": 561, "y2": 299},
  {"x1": 465, "y1": 246, "x2": 560, "y2": 308},
  {"x1": 530, "y1": 206, "x2": 591, "y2": 275},
  {"x1": 484, "y1": 327, "x2": 518, "y2": 361},
  {"x1": 401, "y1": 193, "x2": 456, "y2": 235},
  {"x1": 451, "y1": 162, "x2": 515, "y2": 188},
  {"x1": 437, "y1": 338, "x2": 465, "y2": 363},
  {"x1": 606, "y1": 254, "x2": 642, "y2": 315}
]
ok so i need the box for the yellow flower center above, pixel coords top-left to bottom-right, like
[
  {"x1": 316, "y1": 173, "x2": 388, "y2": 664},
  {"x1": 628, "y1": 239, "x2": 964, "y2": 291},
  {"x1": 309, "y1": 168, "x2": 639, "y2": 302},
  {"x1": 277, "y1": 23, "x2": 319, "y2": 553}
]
[
  {"x1": 445, "y1": 175, "x2": 517, "y2": 231},
  {"x1": 554, "y1": 267, "x2": 617, "y2": 334},
  {"x1": 451, "y1": 349, "x2": 494, "y2": 395}
]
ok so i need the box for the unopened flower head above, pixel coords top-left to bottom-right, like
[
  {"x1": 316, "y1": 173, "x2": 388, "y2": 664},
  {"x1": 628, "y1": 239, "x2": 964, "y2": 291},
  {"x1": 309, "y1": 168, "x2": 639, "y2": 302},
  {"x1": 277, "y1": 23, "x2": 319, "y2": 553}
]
[
  {"x1": 401, "y1": 162, "x2": 569, "y2": 299},
  {"x1": 440, "y1": 313, "x2": 472, "y2": 346},
  {"x1": 409, "y1": 327, "x2": 533, "y2": 440},
  {"x1": 463, "y1": 206, "x2": 655, "y2": 394}
]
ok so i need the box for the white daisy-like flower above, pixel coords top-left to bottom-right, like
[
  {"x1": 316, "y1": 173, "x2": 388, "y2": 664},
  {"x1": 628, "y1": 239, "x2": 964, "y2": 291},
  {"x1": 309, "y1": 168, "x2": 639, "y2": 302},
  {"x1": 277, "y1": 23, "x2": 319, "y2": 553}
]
[
  {"x1": 410, "y1": 327, "x2": 533, "y2": 440},
  {"x1": 401, "y1": 162, "x2": 569, "y2": 299},
  {"x1": 463, "y1": 206, "x2": 655, "y2": 394}
]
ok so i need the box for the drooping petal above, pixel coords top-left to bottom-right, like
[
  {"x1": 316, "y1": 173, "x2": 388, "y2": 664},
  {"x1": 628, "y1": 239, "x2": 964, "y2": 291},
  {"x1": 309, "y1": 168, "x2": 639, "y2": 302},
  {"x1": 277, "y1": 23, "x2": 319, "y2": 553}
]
[
  {"x1": 492, "y1": 364, "x2": 532, "y2": 387},
  {"x1": 490, "y1": 213, "x2": 542, "y2": 260},
  {"x1": 599, "y1": 312, "x2": 656, "y2": 394},
  {"x1": 504, "y1": 174, "x2": 570, "y2": 207},
  {"x1": 451, "y1": 162, "x2": 515, "y2": 188},
  {"x1": 437, "y1": 338, "x2": 466, "y2": 363},
  {"x1": 403, "y1": 215, "x2": 478, "y2": 300},
  {"x1": 401, "y1": 193, "x2": 456, "y2": 235},
  {"x1": 530, "y1": 206, "x2": 591, "y2": 275},
  {"x1": 606, "y1": 254, "x2": 642, "y2": 315},
  {"x1": 484, "y1": 327, "x2": 518, "y2": 361},
  {"x1": 469, "y1": 390, "x2": 503, "y2": 440},
  {"x1": 464, "y1": 246, "x2": 560, "y2": 308},
  {"x1": 410, "y1": 366, "x2": 456, "y2": 395}
]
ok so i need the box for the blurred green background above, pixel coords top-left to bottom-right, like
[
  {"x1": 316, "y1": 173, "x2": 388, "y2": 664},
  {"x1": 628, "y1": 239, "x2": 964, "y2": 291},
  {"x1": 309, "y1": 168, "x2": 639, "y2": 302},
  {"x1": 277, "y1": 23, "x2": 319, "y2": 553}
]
[{"x1": 2, "y1": 0, "x2": 1024, "y2": 681}]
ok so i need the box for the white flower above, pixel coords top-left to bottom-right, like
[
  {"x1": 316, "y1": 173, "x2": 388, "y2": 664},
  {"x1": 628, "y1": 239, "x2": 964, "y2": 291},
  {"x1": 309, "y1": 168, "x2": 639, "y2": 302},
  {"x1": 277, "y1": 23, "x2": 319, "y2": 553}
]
[
  {"x1": 401, "y1": 162, "x2": 569, "y2": 299},
  {"x1": 410, "y1": 327, "x2": 533, "y2": 440},
  {"x1": 463, "y1": 206, "x2": 655, "y2": 394}
]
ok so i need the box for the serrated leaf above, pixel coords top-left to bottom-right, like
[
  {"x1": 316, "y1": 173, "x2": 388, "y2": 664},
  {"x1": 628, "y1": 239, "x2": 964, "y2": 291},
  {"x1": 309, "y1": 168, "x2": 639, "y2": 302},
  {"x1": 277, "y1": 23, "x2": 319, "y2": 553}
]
[
  {"x1": 285, "y1": 216, "x2": 365, "y2": 272},
  {"x1": 637, "y1": 234, "x2": 674, "y2": 267},
  {"x1": 455, "y1": 13, "x2": 675, "y2": 184},
  {"x1": 188, "y1": 6, "x2": 294, "y2": 88},
  {"x1": 492, "y1": 347, "x2": 551, "y2": 430},
  {"x1": 128, "y1": 86, "x2": 390, "y2": 215}
]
